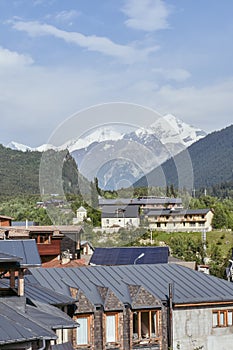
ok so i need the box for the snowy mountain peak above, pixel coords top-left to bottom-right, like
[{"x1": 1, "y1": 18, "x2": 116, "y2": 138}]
[
  {"x1": 4, "y1": 114, "x2": 206, "y2": 156},
  {"x1": 5, "y1": 141, "x2": 58, "y2": 152},
  {"x1": 149, "y1": 113, "x2": 206, "y2": 147},
  {"x1": 66, "y1": 126, "x2": 124, "y2": 153},
  {"x1": 5, "y1": 141, "x2": 33, "y2": 152}
]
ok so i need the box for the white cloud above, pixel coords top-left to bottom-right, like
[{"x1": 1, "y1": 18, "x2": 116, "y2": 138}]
[
  {"x1": 12, "y1": 20, "x2": 159, "y2": 63},
  {"x1": 122, "y1": 0, "x2": 171, "y2": 31},
  {"x1": 45, "y1": 10, "x2": 80, "y2": 24},
  {"x1": 0, "y1": 46, "x2": 33, "y2": 67},
  {"x1": 153, "y1": 79, "x2": 233, "y2": 131},
  {"x1": 152, "y1": 68, "x2": 191, "y2": 82}
]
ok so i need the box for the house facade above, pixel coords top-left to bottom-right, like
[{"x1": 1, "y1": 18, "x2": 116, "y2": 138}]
[
  {"x1": 0, "y1": 215, "x2": 13, "y2": 226},
  {"x1": 27, "y1": 263, "x2": 233, "y2": 350},
  {"x1": 145, "y1": 208, "x2": 214, "y2": 232},
  {"x1": 101, "y1": 205, "x2": 140, "y2": 230},
  {"x1": 0, "y1": 225, "x2": 83, "y2": 262}
]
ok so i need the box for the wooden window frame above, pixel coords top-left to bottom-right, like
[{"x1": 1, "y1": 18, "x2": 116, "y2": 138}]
[
  {"x1": 36, "y1": 233, "x2": 52, "y2": 244},
  {"x1": 133, "y1": 310, "x2": 159, "y2": 341},
  {"x1": 105, "y1": 312, "x2": 119, "y2": 344},
  {"x1": 76, "y1": 314, "x2": 91, "y2": 346},
  {"x1": 213, "y1": 309, "x2": 233, "y2": 327}
]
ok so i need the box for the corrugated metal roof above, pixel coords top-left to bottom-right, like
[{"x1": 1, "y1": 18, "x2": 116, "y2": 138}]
[
  {"x1": 26, "y1": 303, "x2": 78, "y2": 330},
  {"x1": 89, "y1": 247, "x2": 169, "y2": 265},
  {"x1": 51, "y1": 342, "x2": 75, "y2": 350},
  {"x1": 0, "y1": 300, "x2": 56, "y2": 344},
  {"x1": 0, "y1": 278, "x2": 76, "y2": 306},
  {"x1": 28, "y1": 264, "x2": 233, "y2": 306},
  {"x1": 0, "y1": 240, "x2": 41, "y2": 267},
  {"x1": 24, "y1": 279, "x2": 76, "y2": 306}
]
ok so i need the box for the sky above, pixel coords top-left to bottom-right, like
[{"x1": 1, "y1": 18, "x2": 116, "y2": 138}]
[{"x1": 0, "y1": 0, "x2": 233, "y2": 147}]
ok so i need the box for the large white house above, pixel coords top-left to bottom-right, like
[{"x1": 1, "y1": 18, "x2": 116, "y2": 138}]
[
  {"x1": 101, "y1": 205, "x2": 140, "y2": 229},
  {"x1": 145, "y1": 208, "x2": 214, "y2": 232}
]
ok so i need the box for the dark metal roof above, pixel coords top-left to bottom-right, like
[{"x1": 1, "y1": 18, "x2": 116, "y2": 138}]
[
  {"x1": 145, "y1": 208, "x2": 211, "y2": 216},
  {"x1": 89, "y1": 247, "x2": 169, "y2": 265},
  {"x1": 0, "y1": 299, "x2": 56, "y2": 345},
  {"x1": 101, "y1": 205, "x2": 140, "y2": 218},
  {"x1": 26, "y1": 302, "x2": 78, "y2": 330},
  {"x1": 0, "y1": 251, "x2": 22, "y2": 263},
  {"x1": 28, "y1": 264, "x2": 233, "y2": 306},
  {"x1": 99, "y1": 197, "x2": 182, "y2": 206},
  {"x1": 24, "y1": 278, "x2": 76, "y2": 306},
  {"x1": 0, "y1": 240, "x2": 41, "y2": 267},
  {"x1": 51, "y1": 342, "x2": 75, "y2": 350}
]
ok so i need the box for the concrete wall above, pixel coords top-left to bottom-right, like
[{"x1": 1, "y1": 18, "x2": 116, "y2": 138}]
[
  {"x1": 102, "y1": 217, "x2": 140, "y2": 229},
  {"x1": 173, "y1": 306, "x2": 233, "y2": 350}
]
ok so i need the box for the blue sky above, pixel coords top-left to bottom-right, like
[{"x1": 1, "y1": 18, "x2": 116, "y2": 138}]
[{"x1": 0, "y1": 0, "x2": 233, "y2": 146}]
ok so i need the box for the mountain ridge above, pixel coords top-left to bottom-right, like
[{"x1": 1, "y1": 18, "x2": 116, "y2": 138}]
[
  {"x1": 4, "y1": 114, "x2": 207, "y2": 190},
  {"x1": 134, "y1": 123, "x2": 233, "y2": 190}
]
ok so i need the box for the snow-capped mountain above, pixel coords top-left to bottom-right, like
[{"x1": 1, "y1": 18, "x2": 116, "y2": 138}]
[
  {"x1": 150, "y1": 114, "x2": 206, "y2": 147},
  {"x1": 5, "y1": 141, "x2": 58, "y2": 152},
  {"x1": 5, "y1": 114, "x2": 207, "y2": 190}
]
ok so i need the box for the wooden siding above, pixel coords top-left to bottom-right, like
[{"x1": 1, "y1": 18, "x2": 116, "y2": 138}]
[{"x1": 37, "y1": 238, "x2": 61, "y2": 256}]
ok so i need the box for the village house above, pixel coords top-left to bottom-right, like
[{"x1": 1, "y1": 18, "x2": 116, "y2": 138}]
[
  {"x1": 145, "y1": 208, "x2": 214, "y2": 232},
  {"x1": 0, "y1": 224, "x2": 84, "y2": 264},
  {"x1": 27, "y1": 263, "x2": 233, "y2": 350},
  {"x1": 101, "y1": 205, "x2": 140, "y2": 230},
  {"x1": 0, "y1": 239, "x2": 78, "y2": 349},
  {"x1": 99, "y1": 197, "x2": 213, "y2": 233}
]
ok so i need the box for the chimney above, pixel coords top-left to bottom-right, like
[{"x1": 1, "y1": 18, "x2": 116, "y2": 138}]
[{"x1": 18, "y1": 269, "x2": 24, "y2": 296}]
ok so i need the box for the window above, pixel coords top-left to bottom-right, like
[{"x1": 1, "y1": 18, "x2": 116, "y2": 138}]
[
  {"x1": 106, "y1": 313, "x2": 118, "y2": 343},
  {"x1": 40, "y1": 234, "x2": 51, "y2": 244},
  {"x1": 76, "y1": 316, "x2": 90, "y2": 345},
  {"x1": 213, "y1": 310, "x2": 233, "y2": 327},
  {"x1": 56, "y1": 328, "x2": 72, "y2": 344},
  {"x1": 133, "y1": 310, "x2": 158, "y2": 340}
]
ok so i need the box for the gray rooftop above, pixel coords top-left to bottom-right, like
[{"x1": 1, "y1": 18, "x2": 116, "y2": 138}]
[
  {"x1": 26, "y1": 302, "x2": 78, "y2": 330},
  {"x1": 0, "y1": 251, "x2": 22, "y2": 263},
  {"x1": 28, "y1": 264, "x2": 233, "y2": 307},
  {"x1": 145, "y1": 208, "x2": 211, "y2": 217},
  {"x1": 0, "y1": 240, "x2": 41, "y2": 267},
  {"x1": 99, "y1": 197, "x2": 182, "y2": 206},
  {"x1": 0, "y1": 299, "x2": 56, "y2": 345},
  {"x1": 101, "y1": 205, "x2": 140, "y2": 218},
  {"x1": 0, "y1": 278, "x2": 76, "y2": 306}
]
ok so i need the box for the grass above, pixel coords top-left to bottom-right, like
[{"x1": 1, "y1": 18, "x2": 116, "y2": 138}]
[{"x1": 146, "y1": 229, "x2": 233, "y2": 260}]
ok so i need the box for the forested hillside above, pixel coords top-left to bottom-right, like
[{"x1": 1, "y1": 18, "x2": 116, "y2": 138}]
[
  {"x1": 0, "y1": 145, "x2": 83, "y2": 196},
  {"x1": 135, "y1": 124, "x2": 233, "y2": 189}
]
